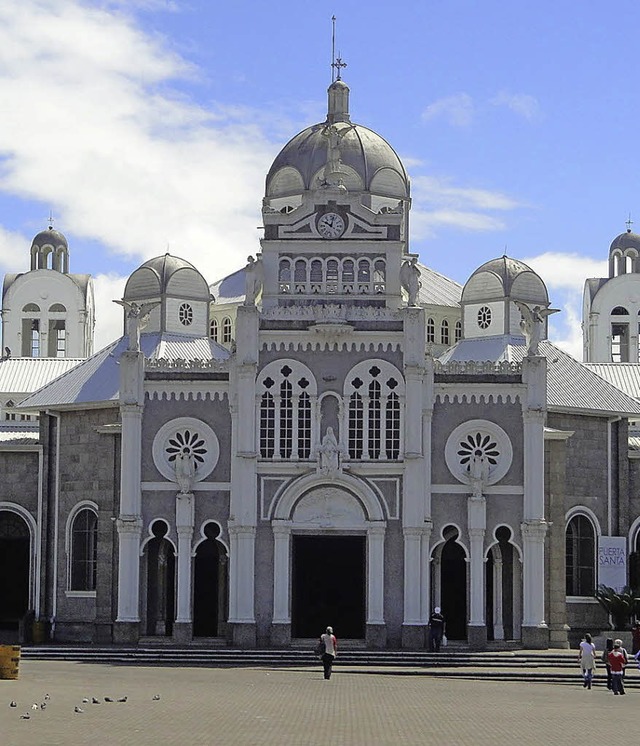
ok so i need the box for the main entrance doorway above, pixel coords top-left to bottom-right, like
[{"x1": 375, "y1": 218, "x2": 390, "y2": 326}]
[
  {"x1": 0, "y1": 511, "x2": 30, "y2": 631},
  {"x1": 440, "y1": 535, "x2": 467, "y2": 640},
  {"x1": 291, "y1": 535, "x2": 365, "y2": 639},
  {"x1": 193, "y1": 523, "x2": 228, "y2": 637}
]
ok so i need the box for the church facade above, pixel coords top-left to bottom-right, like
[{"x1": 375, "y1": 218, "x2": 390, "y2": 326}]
[{"x1": 2, "y1": 78, "x2": 640, "y2": 649}]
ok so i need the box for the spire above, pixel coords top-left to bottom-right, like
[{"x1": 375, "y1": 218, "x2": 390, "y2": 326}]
[{"x1": 327, "y1": 15, "x2": 350, "y2": 124}]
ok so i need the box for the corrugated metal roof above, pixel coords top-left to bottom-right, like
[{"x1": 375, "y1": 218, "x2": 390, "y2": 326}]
[
  {"x1": 417, "y1": 263, "x2": 462, "y2": 308},
  {"x1": 210, "y1": 267, "x2": 246, "y2": 305},
  {"x1": 0, "y1": 424, "x2": 39, "y2": 445},
  {"x1": 0, "y1": 357, "x2": 85, "y2": 395},
  {"x1": 583, "y1": 363, "x2": 640, "y2": 400},
  {"x1": 18, "y1": 333, "x2": 231, "y2": 410},
  {"x1": 439, "y1": 336, "x2": 640, "y2": 417}
]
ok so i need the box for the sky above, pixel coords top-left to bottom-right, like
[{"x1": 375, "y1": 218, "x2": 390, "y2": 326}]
[{"x1": 0, "y1": 0, "x2": 637, "y2": 356}]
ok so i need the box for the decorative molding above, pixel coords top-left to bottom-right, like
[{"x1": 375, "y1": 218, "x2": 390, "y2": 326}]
[
  {"x1": 435, "y1": 388, "x2": 522, "y2": 404},
  {"x1": 141, "y1": 481, "x2": 230, "y2": 492},
  {"x1": 444, "y1": 418, "x2": 514, "y2": 486},
  {"x1": 146, "y1": 386, "x2": 228, "y2": 402},
  {"x1": 145, "y1": 358, "x2": 230, "y2": 372},
  {"x1": 431, "y1": 484, "x2": 524, "y2": 494},
  {"x1": 261, "y1": 303, "x2": 401, "y2": 323},
  {"x1": 260, "y1": 338, "x2": 402, "y2": 353},
  {"x1": 369, "y1": 477, "x2": 400, "y2": 520},
  {"x1": 434, "y1": 360, "x2": 522, "y2": 375}
]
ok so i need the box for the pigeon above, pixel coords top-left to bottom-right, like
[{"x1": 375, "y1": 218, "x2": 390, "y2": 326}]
[
  {"x1": 44, "y1": 694, "x2": 50, "y2": 701},
  {"x1": 20, "y1": 713, "x2": 30, "y2": 720},
  {"x1": 40, "y1": 703, "x2": 47, "y2": 710},
  {"x1": 10, "y1": 701, "x2": 17, "y2": 708},
  {"x1": 74, "y1": 706, "x2": 84, "y2": 714},
  {"x1": 82, "y1": 698, "x2": 89, "y2": 703},
  {"x1": 91, "y1": 697, "x2": 100, "y2": 704},
  {"x1": 152, "y1": 694, "x2": 161, "y2": 701},
  {"x1": 117, "y1": 696, "x2": 127, "y2": 703},
  {"x1": 31, "y1": 704, "x2": 38, "y2": 710},
  {"x1": 104, "y1": 697, "x2": 114, "y2": 703}
]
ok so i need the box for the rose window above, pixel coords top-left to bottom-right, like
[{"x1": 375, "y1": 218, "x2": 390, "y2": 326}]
[
  {"x1": 179, "y1": 303, "x2": 193, "y2": 326},
  {"x1": 152, "y1": 417, "x2": 219, "y2": 483},
  {"x1": 165, "y1": 429, "x2": 207, "y2": 468},
  {"x1": 457, "y1": 433, "x2": 500, "y2": 469},
  {"x1": 445, "y1": 419, "x2": 513, "y2": 486}
]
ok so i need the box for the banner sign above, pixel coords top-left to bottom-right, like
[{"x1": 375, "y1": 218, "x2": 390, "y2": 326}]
[{"x1": 597, "y1": 536, "x2": 627, "y2": 592}]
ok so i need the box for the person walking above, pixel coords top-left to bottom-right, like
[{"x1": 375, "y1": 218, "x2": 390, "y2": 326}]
[
  {"x1": 578, "y1": 633, "x2": 596, "y2": 689},
  {"x1": 319, "y1": 626, "x2": 337, "y2": 680},
  {"x1": 602, "y1": 638, "x2": 614, "y2": 690},
  {"x1": 428, "y1": 607, "x2": 446, "y2": 652},
  {"x1": 608, "y1": 639, "x2": 627, "y2": 695},
  {"x1": 631, "y1": 621, "x2": 640, "y2": 656}
]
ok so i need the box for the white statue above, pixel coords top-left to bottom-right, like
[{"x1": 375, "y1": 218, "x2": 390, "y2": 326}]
[
  {"x1": 400, "y1": 256, "x2": 421, "y2": 306},
  {"x1": 318, "y1": 427, "x2": 341, "y2": 476},
  {"x1": 174, "y1": 449, "x2": 196, "y2": 494},
  {"x1": 113, "y1": 299, "x2": 160, "y2": 352},
  {"x1": 514, "y1": 301, "x2": 559, "y2": 356},
  {"x1": 244, "y1": 255, "x2": 264, "y2": 306},
  {"x1": 469, "y1": 453, "x2": 489, "y2": 498}
]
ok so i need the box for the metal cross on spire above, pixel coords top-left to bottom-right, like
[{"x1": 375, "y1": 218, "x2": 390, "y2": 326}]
[
  {"x1": 626, "y1": 213, "x2": 634, "y2": 233},
  {"x1": 47, "y1": 210, "x2": 55, "y2": 229},
  {"x1": 331, "y1": 15, "x2": 347, "y2": 83}
]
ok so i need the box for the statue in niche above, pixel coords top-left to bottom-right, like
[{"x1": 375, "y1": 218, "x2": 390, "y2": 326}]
[
  {"x1": 244, "y1": 254, "x2": 264, "y2": 306},
  {"x1": 319, "y1": 124, "x2": 349, "y2": 190},
  {"x1": 514, "y1": 301, "x2": 559, "y2": 356},
  {"x1": 113, "y1": 299, "x2": 160, "y2": 352},
  {"x1": 318, "y1": 427, "x2": 341, "y2": 476},
  {"x1": 174, "y1": 448, "x2": 196, "y2": 494},
  {"x1": 469, "y1": 453, "x2": 489, "y2": 498},
  {"x1": 400, "y1": 256, "x2": 421, "y2": 307}
]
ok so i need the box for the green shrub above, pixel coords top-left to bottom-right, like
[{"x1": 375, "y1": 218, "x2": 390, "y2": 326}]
[{"x1": 594, "y1": 585, "x2": 640, "y2": 630}]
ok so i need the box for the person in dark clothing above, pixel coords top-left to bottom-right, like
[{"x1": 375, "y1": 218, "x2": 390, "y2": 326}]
[
  {"x1": 319, "y1": 626, "x2": 337, "y2": 680},
  {"x1": 602, "y1": 637, "x2": 614, "y2": 690},
  {"x1": 608, "y1": 640, "x2": 626, "y2": 695},
  {"x1": 428, "y1": 607, "x2": 445, "y2": 652},
  {"x1": 631, "y1": 621, "x2": 640, "y2": 656}
]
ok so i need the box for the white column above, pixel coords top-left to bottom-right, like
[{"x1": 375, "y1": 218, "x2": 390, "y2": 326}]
[
  {"x1": 228, "y1": 525, "x2": 256, "y2": 623},
  {"x1": 432, "y1": 556, "x2": 442, "y2": 609},
  {"x1": 468, "y1": 527, "x2": 486, "y2": 626},
  {"x1": 420, "y1": 522, "x2": 433, "y2": 622},
  {"x1": 513, "y1": 556, "x2": 523, "y2": 638},
  {"x1": 272, "y1": 522, "x2": 291, "y2": 623},
  {"x1": 403, "y1": 528, "x2": 422, "y2": 624},
  {"x1": 175, "y1": 493, "x2": 194, "y2": 624},
  {"x1": 521, "y1": 520, "x2": 548, "y2": 627},
  {"x1": 493, "y1": 557, "x2": 504, "y2": 640},
  {"x1": 367, "y1": 525, "x2": 386, "y2": 624},
  {"x1": 115, "y1": 517, "x2": 142, "y2": 622}
]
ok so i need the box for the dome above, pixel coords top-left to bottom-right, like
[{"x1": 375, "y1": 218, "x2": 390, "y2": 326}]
[
  {"x1": 609, "y1": 229, "x2": 640, "y2": 255},
  {"x1": 124, "y1": 253, "x2": 210, "y2": 302},
  {"x1": 265, "y1": 80, "x2": 409, "y2": 200},
  {"x1": 31, "y1": 227, "x2": 68, "y2": 249},
  {"x1": 462, "y1": 256, "x2": 549, "y2": 306}
]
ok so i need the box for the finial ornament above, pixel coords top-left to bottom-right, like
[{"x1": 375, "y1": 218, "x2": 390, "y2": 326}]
[
  {"x1": 47, "y1": 210, "x2": 55, "y2": 229},
  {"x1": 626, "y1": 213, "x2": 633, "y2": 233},
  {"x1": 331, "y1": 16, "x2": 347, "y2": 82}
]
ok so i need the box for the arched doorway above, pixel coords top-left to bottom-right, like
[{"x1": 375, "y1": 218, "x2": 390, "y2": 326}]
[
  {"x1": 437, "y1": 528, "x2": 467, "y2": 640},
  {"x1": 193, "y1": 522, "x2": 228, "y2": 637},
  {"x1": 486, "y1": 527, "x2": 517, "y2": 641},
  {"x1": 0, "y1": 511, "x2": 30, "y2": 631},
  {"x1": 145, "y1": 521, "x2": 175, "y2": 637}
]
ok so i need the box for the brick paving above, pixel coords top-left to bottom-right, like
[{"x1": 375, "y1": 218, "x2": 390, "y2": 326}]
[{"x1": 1, "y1": 659, "x2": 638, "y2": 746}]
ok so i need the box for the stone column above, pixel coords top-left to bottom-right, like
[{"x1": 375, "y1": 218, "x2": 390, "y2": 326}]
[
  {"x1": 467, "y1": 495, "x2": 487, "y2": 648},
  {"x1": 521, "y1": 520, "x2": 549, "y2": 648},
  {"x1": 174, "y1": 493, "x2": 194, "y2": 642},
  {"x1": 493, "y1": 557, "x2": 504, "y2": 640},
  {"x1": 366, "y1": 524, "x2": 386, "y2": 648},
  {"x1": 271, "y1": 522, "x2": 291, "y2": 646},
  {"x1": 114, "y1": 350, "x2": 145, "y2": 643},
  {"x1": 228, "y1": 524, "x2": 257, "y2": 647}
]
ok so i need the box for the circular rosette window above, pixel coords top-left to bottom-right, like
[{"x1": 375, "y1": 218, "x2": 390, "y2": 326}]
[
  {"x1": 444, "y1": 419, "x2": 513, "y2": 486},
  {"x1": 152, "y1": 417, "x2": 219, "y2": 483}
]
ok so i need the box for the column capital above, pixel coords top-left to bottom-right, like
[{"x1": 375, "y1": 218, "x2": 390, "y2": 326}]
[
  {"x1": 228, "y1": 523, "x2": 257, "y2": 537},
  {"x1": 272, "y1": 521, "x2": 292, "y2": 536},
  {"x1": 367, "y1": 522, "x2": 387, "y2": 537},
  {"x1": 403, "y1": 526, "x2": 430, "y2": 538},
  {"x1": 521, "y1": 519, "x2": 549, "y2": 541},
  {"x1": 468, "y1": 527, "x2": 486, "y2": 540},
  {"x1": 116, "y1": 516, "x2": 142, "y2": 533}
]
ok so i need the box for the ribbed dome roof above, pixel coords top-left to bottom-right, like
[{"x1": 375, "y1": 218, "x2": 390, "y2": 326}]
[
  {"x1": 124, "y1": 253, "x2": 210, "y2": 302},
  {"x1": 265, "y1": 80, "x2": 409, "y2": 200},
  {"x1": 32, "y1": 227, "x2": 67, "y2": 249},
  {"x1": 610, "y1": 229, "x2": 640, "y2": 254},
  {"x1": 462, "y1": 255, "x2": 549, "y2": 305}
]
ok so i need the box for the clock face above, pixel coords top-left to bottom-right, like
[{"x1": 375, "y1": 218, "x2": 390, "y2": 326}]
[{"x1": 317, "y1": 212, "x2": 345, "y2": 239}]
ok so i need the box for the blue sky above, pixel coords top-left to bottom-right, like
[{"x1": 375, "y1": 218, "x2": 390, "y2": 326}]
[{"x1": 0, "y1": 0, "x2": 636, "y2": 353}]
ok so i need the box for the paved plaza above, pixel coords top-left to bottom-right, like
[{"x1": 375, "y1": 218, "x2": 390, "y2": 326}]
[{"x1": 1, "y1": 659, "x2": 638, "y2": 745}]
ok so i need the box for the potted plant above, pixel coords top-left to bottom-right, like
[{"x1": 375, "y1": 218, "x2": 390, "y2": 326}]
[{"x1": 594, "y1": 585, "x2": 640, "y2": 630}]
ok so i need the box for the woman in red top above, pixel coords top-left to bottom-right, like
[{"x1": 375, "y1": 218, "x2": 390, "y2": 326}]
[{"x1": 608, "y1": 640, "x2": 627, "y2": 695}]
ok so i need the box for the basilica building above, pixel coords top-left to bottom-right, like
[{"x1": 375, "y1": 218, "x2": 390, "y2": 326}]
[{"x1": 2, "y1": 77, "x2": 640, "y2": 650}]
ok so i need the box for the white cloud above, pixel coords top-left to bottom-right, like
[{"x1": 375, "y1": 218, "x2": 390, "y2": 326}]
[
  {"x1": 491, "y1": 91, "x2": 541, "y2": 121},
  {"x1": 92, "y1": 272, "x2": 128, "y2": 351},
  {"x1": 421, "y1": 93, "x2": 474, "y2": 128},
  {"x1": 0, "y1": 226, "x2": 30, "y2": 273},
  {"x1": 0, "y1": 0, "x2": 279, "y2": 289},
  {"x1": 521, "y1": 252, "x2": 607, "y2": 291},
  {"x1": 548, "y1": 298, "x2": 583, "y2": 360}
]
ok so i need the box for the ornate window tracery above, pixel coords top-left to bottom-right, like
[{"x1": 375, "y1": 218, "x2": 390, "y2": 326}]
[{"x1": 278, "y1": 256, "x2": 386, "y2": 296}]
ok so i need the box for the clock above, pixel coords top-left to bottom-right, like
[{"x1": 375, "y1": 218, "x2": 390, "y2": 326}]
[{"x1": 317, "y1": 212, "x2": 345, "y2": 239}]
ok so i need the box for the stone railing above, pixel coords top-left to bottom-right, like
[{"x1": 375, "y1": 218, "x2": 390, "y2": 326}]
[
  {"x1": 434, "y1": 360, "x2": 522, "y2": 375},
  {"x1": 145, "y1": 357, "x2": 230, "y2": 372}
]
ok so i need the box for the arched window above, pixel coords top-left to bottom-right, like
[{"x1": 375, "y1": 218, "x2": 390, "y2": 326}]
[
  {"x1": 209, "y1": 318, "x2": 218, "y2": 342},
  {"x1": 427, "y1": 318, "x2": 435, "y2": 343},
  {"x1": 221, "y1": 317, "x2": 232, "y2": 344},
  {"x1": 279, "y1": 259, "x2": 292, "y2": 294},
  {"x1": 566, "y1": 514, "x2": 595, "y2": 596},
  {"x1": 70, "y1": 508, "x2": 98, "y2": 591},
  {"x1": 611, "y1": 306, "x2": 629, "y2": 315},
  {"x1": 441, "y1": 319, "x2": 450, "y2": 345},
  {"x1": 294, "y1": 259, "x2": 307, "y2": 293},
  {"x1": 258, "y1": 361, "x2": 317, "y2": 460},
  {"x1": 454, "y1": 319, "x2": 462, "y2": 343},
  {"x1": 373, "y1": 259, "x2": 386, "y2": 293},
  {"x1": 49, "y1": 303, "x2": 66, "y2": 312},
  {"x1": 345, "y1": 361, "x2": 404, "y2": 460},
  {"x1": 22, "y1": 303, "x2": 40, "y2": 312},
  {"x1": 611, "y1": 323, "x2": 629, "y2": 362},
  {"x1": 326, "y1": 259, "x2": 339, "y2": 293},
  {"x1": 342, "y1": 259, "x2": 355, "y2": 293}
]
